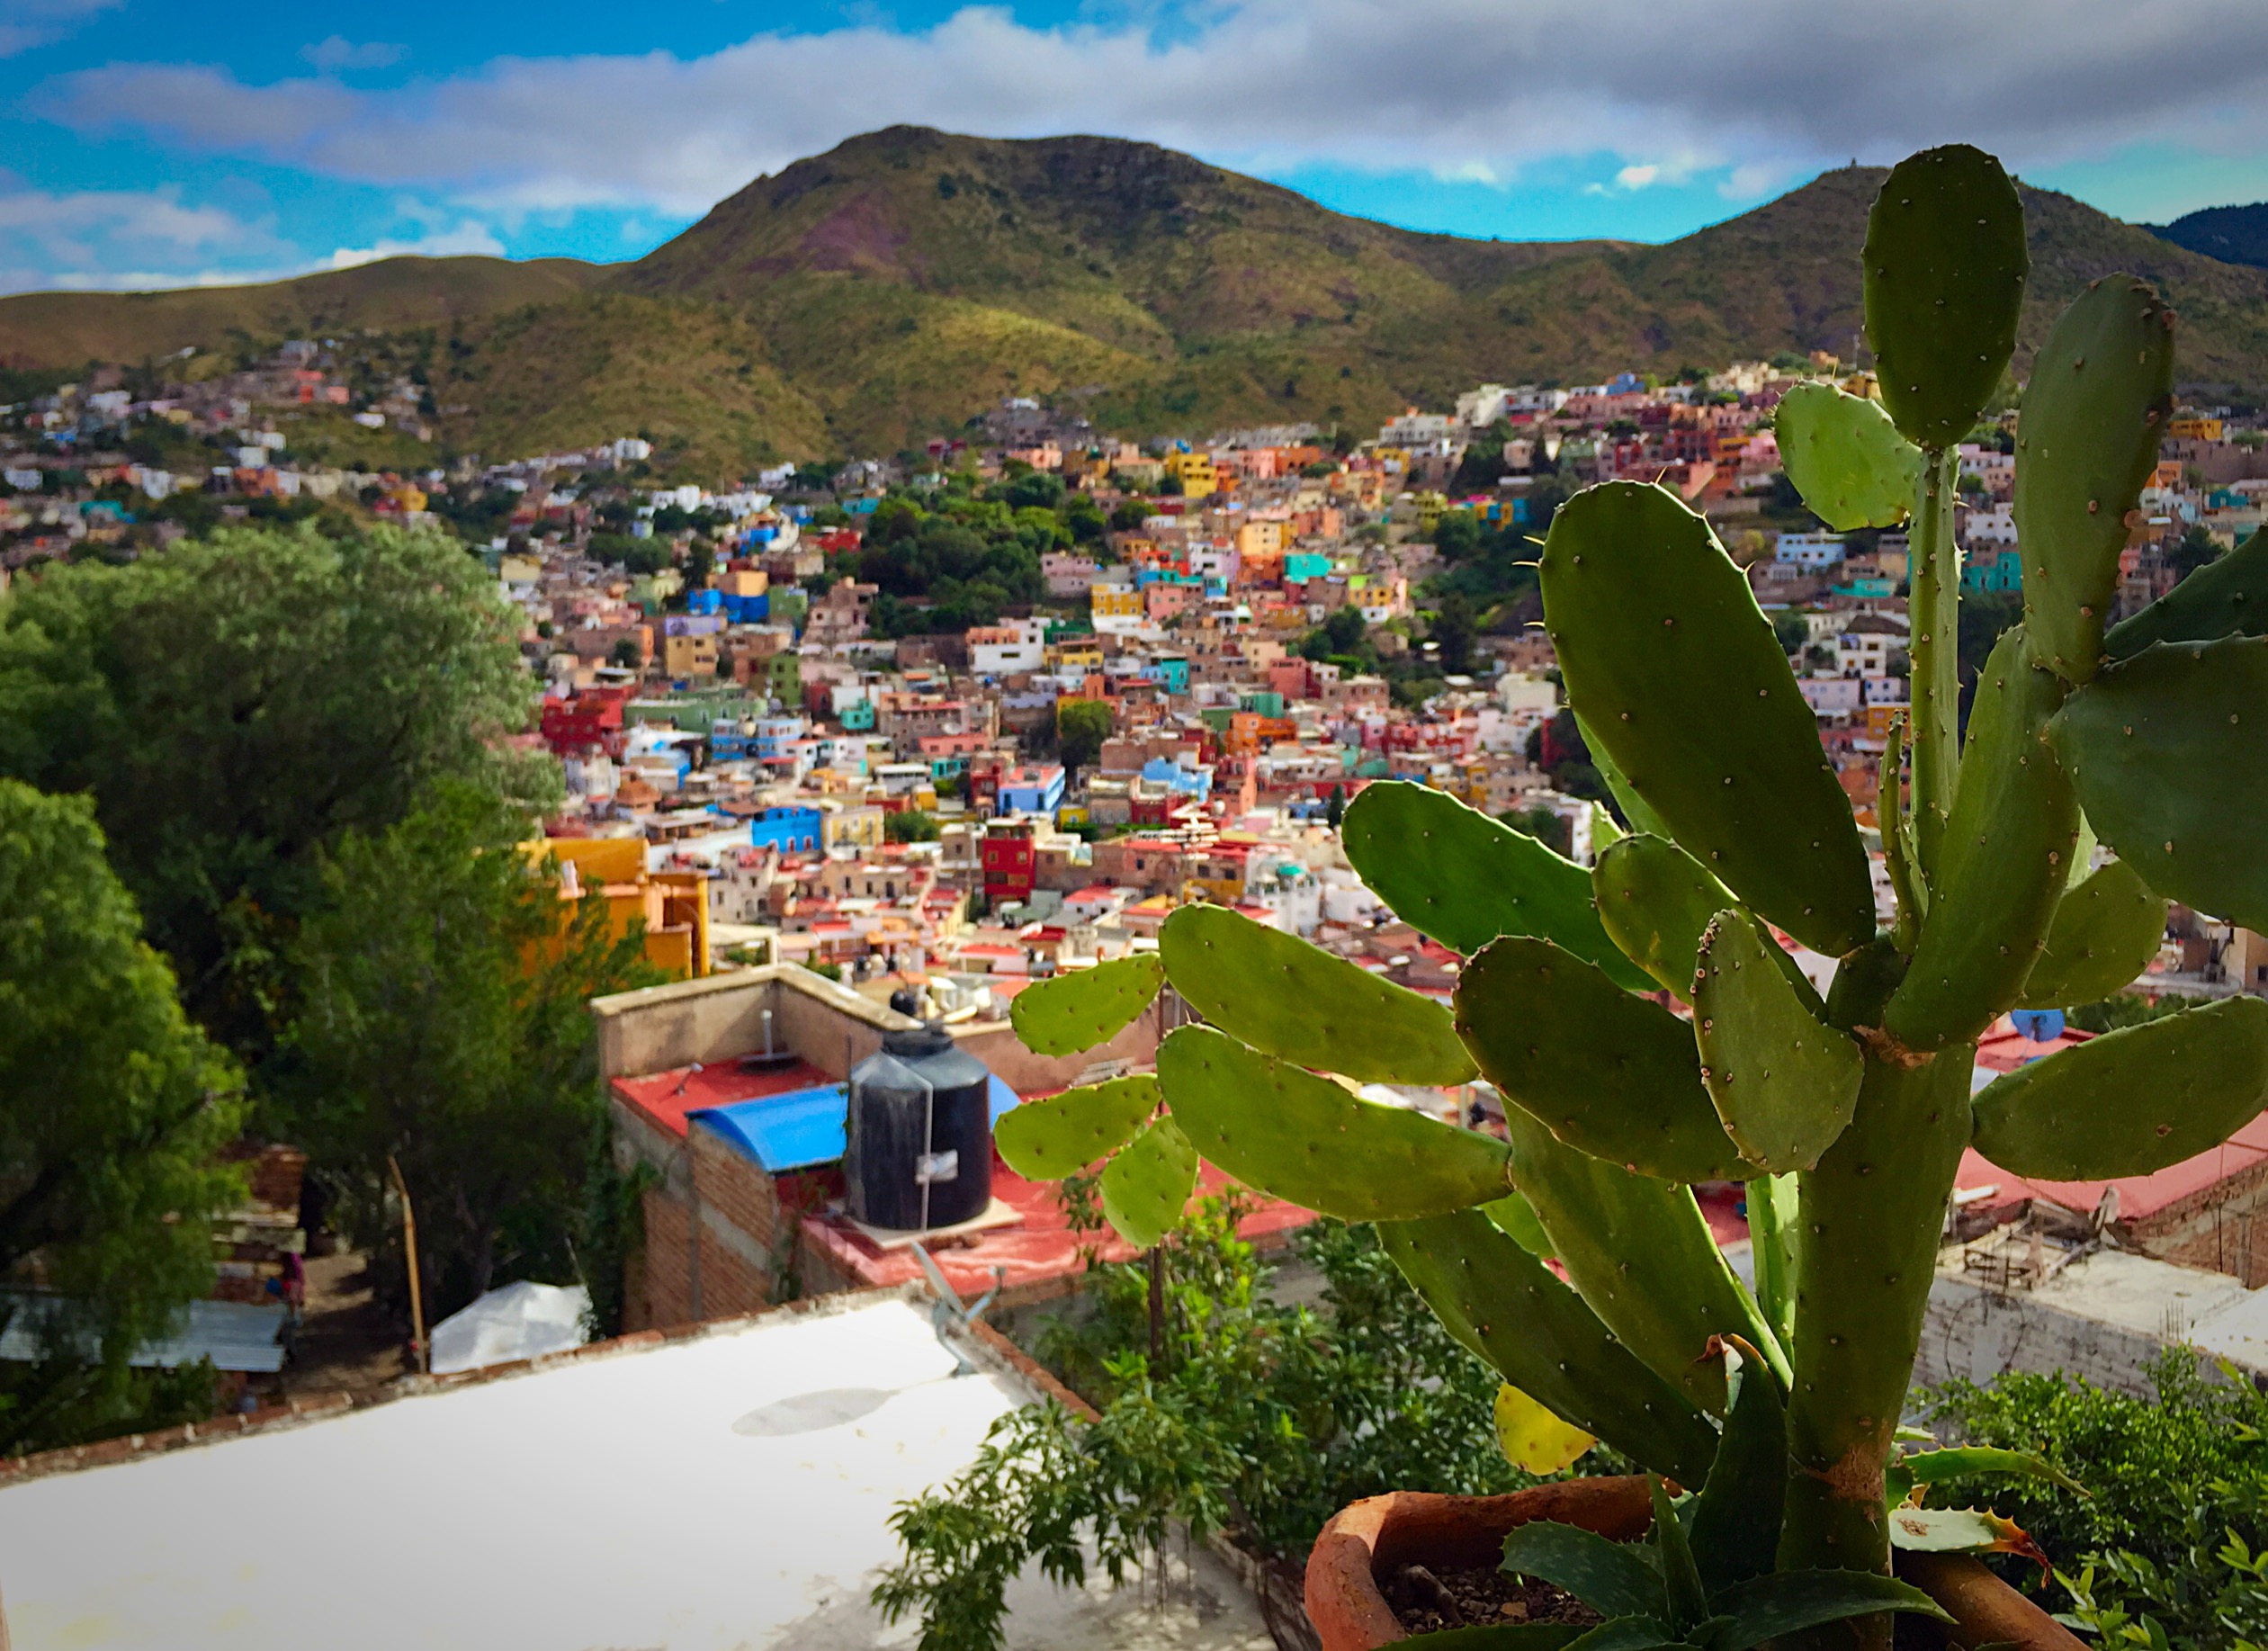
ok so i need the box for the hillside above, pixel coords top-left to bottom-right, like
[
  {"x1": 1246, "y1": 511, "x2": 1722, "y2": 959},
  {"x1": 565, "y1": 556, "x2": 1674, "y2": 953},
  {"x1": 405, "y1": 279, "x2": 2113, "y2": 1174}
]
[
  {"x1": 2149, "y1": 202, "x2": 2268, "y2": 269},
  {"x1": 6, "y1": 129, "x2": 2268, "y2": 471},
  {"x1": 0, "y1": 256, "x2": 605, "y2": 371}
]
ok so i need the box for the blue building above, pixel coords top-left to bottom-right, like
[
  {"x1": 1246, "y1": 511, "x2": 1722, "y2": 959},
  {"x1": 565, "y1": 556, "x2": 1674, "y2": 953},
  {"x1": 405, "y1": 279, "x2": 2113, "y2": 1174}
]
[
  {"x1": 749, "y1": 805, "x2": 823, "y2": 855},
  {"x1": 996, "y1": 764, "x2": 1066, "y2": 818}
]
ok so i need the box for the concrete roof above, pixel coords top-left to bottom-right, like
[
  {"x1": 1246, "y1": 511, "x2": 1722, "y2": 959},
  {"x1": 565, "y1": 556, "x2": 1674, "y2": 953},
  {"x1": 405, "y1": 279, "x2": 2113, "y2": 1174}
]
[{"x1": 0, "y1": 1293, "x2": 1273, "y2": 1651}]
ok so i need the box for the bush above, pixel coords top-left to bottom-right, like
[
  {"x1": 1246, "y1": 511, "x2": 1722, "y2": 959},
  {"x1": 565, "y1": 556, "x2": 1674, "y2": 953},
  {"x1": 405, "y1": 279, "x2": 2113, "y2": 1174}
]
[
  {"x1": 1924, "y1": 1350, "x2": 2268, "y2": 1647},
  {"x1": 874, "y1": 1196, "x2": 1585, "y2": 1649}
]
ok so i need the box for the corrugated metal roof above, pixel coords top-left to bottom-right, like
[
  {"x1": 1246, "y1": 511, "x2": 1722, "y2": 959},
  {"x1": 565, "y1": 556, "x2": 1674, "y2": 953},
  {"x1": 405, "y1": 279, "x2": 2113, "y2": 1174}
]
[{"x1": 0, "y1": 1297, "x2": 288, "y2": 1374}]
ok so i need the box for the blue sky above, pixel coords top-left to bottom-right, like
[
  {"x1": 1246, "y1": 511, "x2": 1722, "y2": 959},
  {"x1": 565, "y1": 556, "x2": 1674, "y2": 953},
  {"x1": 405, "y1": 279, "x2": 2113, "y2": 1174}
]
[{"x1": 4, "y1": 0, "x2": 2267, "y2": 294}]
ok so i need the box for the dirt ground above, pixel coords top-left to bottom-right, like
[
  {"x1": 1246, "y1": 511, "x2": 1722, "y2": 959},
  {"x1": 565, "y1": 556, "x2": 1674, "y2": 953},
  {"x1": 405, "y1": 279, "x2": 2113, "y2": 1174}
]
[{"x1": 278, "y1": 1252, "x2": 413, "y2": 1396}]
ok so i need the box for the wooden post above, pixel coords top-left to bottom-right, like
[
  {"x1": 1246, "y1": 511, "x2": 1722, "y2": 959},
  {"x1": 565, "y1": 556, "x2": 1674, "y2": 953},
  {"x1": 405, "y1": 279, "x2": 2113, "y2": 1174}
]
[{"x1": 387, "y1": 1155, "x2": 429, "y2": 1375}]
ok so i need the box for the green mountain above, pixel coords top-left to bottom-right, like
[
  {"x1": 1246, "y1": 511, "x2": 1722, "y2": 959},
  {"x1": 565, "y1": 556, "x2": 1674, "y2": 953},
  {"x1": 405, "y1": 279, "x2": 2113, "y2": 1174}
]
[
  {"x1": 5, "y1": 128, "x2": 2267, "y2": 477},
  {"x1": 2149, "y1": 202, "x2": 2268, "y2": 270}
]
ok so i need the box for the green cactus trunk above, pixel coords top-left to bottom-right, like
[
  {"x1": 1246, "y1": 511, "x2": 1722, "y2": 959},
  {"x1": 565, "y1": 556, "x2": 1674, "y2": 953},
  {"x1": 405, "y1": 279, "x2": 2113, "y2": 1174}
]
[
  {"x1": 1778, "y1": 1042, "x2": 1974, "y2": 1638},
  {"x1": 1905, "y1": 447, "x2": 1961, "y2": 871}
]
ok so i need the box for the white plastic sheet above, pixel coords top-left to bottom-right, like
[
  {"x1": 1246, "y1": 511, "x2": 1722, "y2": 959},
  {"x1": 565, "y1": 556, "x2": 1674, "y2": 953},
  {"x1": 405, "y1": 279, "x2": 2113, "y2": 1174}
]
[{"x1": 427, "y1": 1280, "x2": 590, "y2": 1375}]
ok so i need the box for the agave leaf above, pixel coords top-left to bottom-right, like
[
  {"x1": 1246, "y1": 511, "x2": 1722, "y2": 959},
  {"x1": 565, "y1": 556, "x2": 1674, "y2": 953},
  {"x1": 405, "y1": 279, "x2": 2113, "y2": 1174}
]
[
  {"x1": 1502, "y1": 1521, "x2": 1664, "y2": 1621},
  {"x1": 1699, "y1": 1569, "x2": 1951, "y2": 1651}
]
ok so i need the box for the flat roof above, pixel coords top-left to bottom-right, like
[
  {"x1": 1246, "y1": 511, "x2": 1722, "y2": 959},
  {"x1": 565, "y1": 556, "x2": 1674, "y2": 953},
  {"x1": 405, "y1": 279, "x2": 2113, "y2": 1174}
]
[
  {"x1": 610, "y1": 1056, "x2": 834, "y2": 1140},
  {"x1": 0, "y1": 1293, "x2": 1275, "y2": 1651}
]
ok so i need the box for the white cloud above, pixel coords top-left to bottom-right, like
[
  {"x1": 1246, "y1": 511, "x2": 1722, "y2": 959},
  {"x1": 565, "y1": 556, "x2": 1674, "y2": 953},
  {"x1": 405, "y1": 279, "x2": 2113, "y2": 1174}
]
[
  {"x1": 0, "y1": 184, "x2": 304, "y2": 294},
  {"x1": 322, "y1": 220, "x2": 506, "y2": 270},
  {"x1": 300, "y1": 37, "x2": 407, "y2": 73},
  {"x1": 37, "y1": 0, "x2": 2268, "y2": 219},
  {"x1": 0, "y1": 0, "x2": 121, "y2": 59},
  {"x1": 1615, "y1": 165, "x2": 1659, "y2": 191}
]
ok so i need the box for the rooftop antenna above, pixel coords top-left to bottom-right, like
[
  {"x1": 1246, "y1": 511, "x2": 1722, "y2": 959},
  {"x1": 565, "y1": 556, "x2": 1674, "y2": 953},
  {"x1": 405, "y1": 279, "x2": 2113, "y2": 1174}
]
[{"x1": 911, "y1": 1242, "x2": 1005, "y2": 1377}]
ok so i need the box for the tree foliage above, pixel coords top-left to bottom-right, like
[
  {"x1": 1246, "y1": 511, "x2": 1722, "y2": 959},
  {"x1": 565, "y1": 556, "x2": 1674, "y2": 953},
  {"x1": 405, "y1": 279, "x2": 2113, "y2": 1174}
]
[
  {"x1": 0, "y1": 780, "x2": 245, "y2": 1452},
  {"x1": 0, "y1": 525, "x2": 548, "y2": 1058},
  {"x1": 277, "y1": 785, "x2": 657, "y2": 1321},
  {"x1": 1056, "y1": 698, "x2": 1114, "y2": 773}
]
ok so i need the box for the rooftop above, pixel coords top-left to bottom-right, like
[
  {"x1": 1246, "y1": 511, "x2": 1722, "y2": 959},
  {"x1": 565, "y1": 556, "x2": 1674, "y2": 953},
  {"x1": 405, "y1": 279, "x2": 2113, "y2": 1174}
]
[{"x1": 0, "y1": 1292, "x2": 1274, "y2": 1651}]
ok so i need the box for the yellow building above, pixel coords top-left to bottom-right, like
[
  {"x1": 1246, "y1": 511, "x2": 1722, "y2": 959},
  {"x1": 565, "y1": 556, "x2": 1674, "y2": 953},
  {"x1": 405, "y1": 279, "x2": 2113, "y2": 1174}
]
[
  {"x1": 1162, "y1": 452, "x2": 1217, "y2": 499},
  {"x1": 535, "y1": 836, "x2": 710, "y2": 981},
  {"x1": 821, "y1": 801, "x2": 886, "y2": 853},
  {"x1": 1235, "y1": 518, "x2": 1285, "y2": 561},
  {"x1": 663, "y1": 633, "x2": 720, "y2": 677},
  {"x1": 2170, "y1": 417, "x2": 2225, "y2": 442},
  {"x1": 1091, "y1": 586, "x2": 1144, "y2": 624},
  {"x1": 1047, "y1": 638, "x2": 1105, "y2": 670}
]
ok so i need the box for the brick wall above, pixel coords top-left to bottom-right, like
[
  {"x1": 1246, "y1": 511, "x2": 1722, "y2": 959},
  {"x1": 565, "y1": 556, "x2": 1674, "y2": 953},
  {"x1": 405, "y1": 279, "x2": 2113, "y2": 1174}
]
[{"x1": 2128, "y1": 1157, "x2": 2268, "y2": 1286}]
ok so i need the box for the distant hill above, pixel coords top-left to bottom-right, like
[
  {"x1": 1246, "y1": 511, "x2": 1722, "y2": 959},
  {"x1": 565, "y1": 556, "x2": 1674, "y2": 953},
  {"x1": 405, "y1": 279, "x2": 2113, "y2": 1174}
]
[
  {"x1": 5, "y1": 128, "x2": 2268, "y2": 472},
  {"x1": 0, "y1": 256, "x2": 605, "y2": 372},
  {"x1": 2148, "y1": 202, "x2": 2268, "y2": 270}
]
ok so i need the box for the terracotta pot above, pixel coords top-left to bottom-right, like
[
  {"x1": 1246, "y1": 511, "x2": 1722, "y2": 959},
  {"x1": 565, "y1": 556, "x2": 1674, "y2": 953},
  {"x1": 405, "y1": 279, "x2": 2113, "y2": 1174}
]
[{"x1": 1303, "y1": 1476, "x2": 2085, "y2": 1651}]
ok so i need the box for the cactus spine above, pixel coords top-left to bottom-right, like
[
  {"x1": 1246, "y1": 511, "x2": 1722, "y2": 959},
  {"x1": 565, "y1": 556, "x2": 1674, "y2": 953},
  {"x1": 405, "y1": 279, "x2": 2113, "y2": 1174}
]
[{"x1": 1006, "y1": 144, "x2": 2268, "y2": 1651}]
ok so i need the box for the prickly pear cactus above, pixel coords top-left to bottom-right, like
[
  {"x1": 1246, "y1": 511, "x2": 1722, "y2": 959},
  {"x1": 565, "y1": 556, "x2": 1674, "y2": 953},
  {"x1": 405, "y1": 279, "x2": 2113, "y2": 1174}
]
[{"x1": 1005, "y1": 145, "x2": 2268, "y2": 1650}]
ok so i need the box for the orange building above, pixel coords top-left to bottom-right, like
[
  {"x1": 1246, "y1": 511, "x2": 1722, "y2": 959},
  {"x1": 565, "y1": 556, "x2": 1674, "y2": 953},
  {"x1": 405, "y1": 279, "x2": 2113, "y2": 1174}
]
[{"x1": 537, "y1": 836, "x2": 711, "y2": 980}]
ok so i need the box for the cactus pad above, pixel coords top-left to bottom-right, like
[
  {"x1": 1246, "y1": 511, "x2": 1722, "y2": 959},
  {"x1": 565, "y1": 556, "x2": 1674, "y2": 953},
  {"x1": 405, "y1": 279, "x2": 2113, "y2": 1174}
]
[
  {"x1": 2016, "y1": 276, "x2": 2178, "y2": 681},
  {"x1": 2050, "y1": 635, "x2": 2268, "y2": 930},
  {"x1": 993, "y1": 1075, "x2": 1159, "y2": 1181},
  {"x1": 1340, "y1": 779, "x2": 1651, "y2": 987},
  {"x1": 1576, "y1": 710, "x2": 1673, "y2": 839},
  {"x1": 1098, "y1": 1114, "x2": 1197, "y2": 1249},
  {"x1": 1591, "y1": 832, "x2": 1822, "y2": 1007},
  {"x1": 1456, "y1": 935, "x2": 1744, "y2": 1183},
  {"x1": 1888, "y1": 627, "x2": 2080, "y2": 1048},
  {"x1": 1972, "y1": 998, "x2": 2268, "y2": 1180},
  {"x1": 1493, "y1": 1383, "x2": 1597, "y2": 1475},
  {"x1": 2106, "y1": 526, "x2": 2268, "y2": 660},
  {"x1": 1158, "y1": 1025, "x2": 1510, "y2": 1219},
  {"x1": 1863, "y1": 145, "x2": 2028, "y2": 449},
  {"x1": 1693, "y1": 909, "x2": 1863, "y2": 1173},
  {"x1": 1008, "y1": 953, "x2": 1164, "y2": 1056},
  {"x1": 1380, "y1": 1207, "x2": 1720, "y2": 1485},
  {"x1": 1159, "y1": 903, "x2": 1476, "y2": 1083},
  {"x1": 2013, "y1": 858, "x2": 2169, "y2": 1010},
  {"x1": 1502, "y1": 1106, "x2": 1785, "y2": 1414},
  {"x1": 1482, "y1": 1189, "x2": 1556, "y2": 1259},
  {"x1": 1775, "y1": 381, "x2": 1924, "y2": 530},
  {"x1": 1539, "y1": 481, "x2": 1874, "y2": 956}
]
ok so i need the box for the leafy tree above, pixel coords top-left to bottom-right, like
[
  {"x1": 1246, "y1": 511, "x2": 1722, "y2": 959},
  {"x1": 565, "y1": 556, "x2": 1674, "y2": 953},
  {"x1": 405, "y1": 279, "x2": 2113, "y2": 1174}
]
[
  {"x1": 1430, "y1": 592, "x2": 1478, "y2": 674},
  {"x1": 1056, "y1": 698, "x2": 1114, "y2": 774},
  {"x1": 1500, "y1": 803, "x2": 1573, "y2": 857},
  {"x1": 0, "y1": 525, "x2": 547, "y2": 1061},
  {"x1": 885, "y1": 809, "x2": 941, "y2": 844},
  {"x1": 0, "y1": 780, "x2": 245, "y2": 1452},
  {"x1": 1001, "y1": 471, "x2": 1065, "y2": 512},
  {"x1": 1322, "y1": 605, "x2": 1367, "y2": 654},
  {"x1": 2170, "y1": 524, "x2": 2221, "y2": 583},
  {"x1": 1430, "y1": 509, "x2": 1483, "y2": 561},
  {"x1": 279, "y1": 785, "x2": 658, "y2": 1320},
  {"x1": 1773, "y1": 613, "x2": 1811, "y2": 655},
  {"x1": 609, "y1": 638, "x2": 644, "y2": 670},
  {"x1": 1323, "y1": 784, "x2": 1346, "y2": 829},
  {"x1": 1108, "y1": 499, "x2": 1151, "y2": 533}
]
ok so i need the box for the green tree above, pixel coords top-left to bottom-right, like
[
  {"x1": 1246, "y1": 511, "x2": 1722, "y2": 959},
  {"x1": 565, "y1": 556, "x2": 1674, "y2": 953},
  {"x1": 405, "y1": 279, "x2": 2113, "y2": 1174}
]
[
  {"x1": 279, "y1": 785, "x2": 656, "y2": 1320},
  {"x1": 886, "y1": 809, "x2": 942, "y2": 844},
  {"x1": 0, "y1": 780, "x2": 245, "y2": 1452},
  {"x1": 1322, "y1": 605, "x2": 1367, "y2": 654},
  {"x1": 1324, "y1": 784, "x2": 1346, "y2": 829},
  {"x1": 1056, "y1": 698, "x2": 1114, "y2": 774},
  {"x1": 1108, "y1": 499, "x2": 1151, "y2": 532},
  {"x1": 1430, "y1": 593, "x2": 1478, "y2": 674},
  {"x1": 609, "y1": 638, "x2": 644, "y2": 670},
  {"x1": 0, "y1": 525, "x2": 547, "y2": 1059},
  {"x1": 2170, "y1": 524, "x2": 2221, "y2": 582}
]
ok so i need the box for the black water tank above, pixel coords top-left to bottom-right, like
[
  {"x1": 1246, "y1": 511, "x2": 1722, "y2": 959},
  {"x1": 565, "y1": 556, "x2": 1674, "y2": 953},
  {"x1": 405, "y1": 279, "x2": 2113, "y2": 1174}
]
[{"x1": 844, "y1": 1022, "x2": 994, "y2": 1231}]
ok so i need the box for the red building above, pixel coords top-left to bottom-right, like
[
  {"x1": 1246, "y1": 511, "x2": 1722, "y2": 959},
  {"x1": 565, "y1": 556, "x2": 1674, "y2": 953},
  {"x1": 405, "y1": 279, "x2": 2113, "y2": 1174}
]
[
  {"x1": 539, "y1": 686, "x2": 629, "y2": 757},
  {"x1": 980, "y1": 819, "x2": 1038, "y2": 904}
]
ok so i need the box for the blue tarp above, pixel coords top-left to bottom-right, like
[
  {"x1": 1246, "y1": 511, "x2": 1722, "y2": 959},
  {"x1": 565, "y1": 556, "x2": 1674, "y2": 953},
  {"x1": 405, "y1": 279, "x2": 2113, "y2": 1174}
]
[{"x1": 693, "y1": 1077, "x2": 1019, "y2": 1173}]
